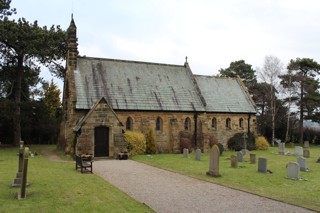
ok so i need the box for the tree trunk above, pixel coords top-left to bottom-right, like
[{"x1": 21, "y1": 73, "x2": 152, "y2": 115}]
[
  {"x1": 299, "y1": 81, "x2": 304, "y2": 144},
  {"x1": 13, "y1": 54, "x2": 24, "y2": 146}
]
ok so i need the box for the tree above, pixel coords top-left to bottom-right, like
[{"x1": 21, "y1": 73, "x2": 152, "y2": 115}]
[
  {"x1": 280, "y1": 58, "x2": 320, "y2": 144},
  {"x1": 42, "y1": 80, "x2": 61, "y2": 119},
  {"x1": 146, "y1": 128, "x2": 156, "y2": 154},
  {"x1": 0, "y1": 0, "x2": 16, "y2": 19},
  {"x1": 0, "y1": 7, "x2": 66, "y2": 145},
  {"x1": 219, "y1": 60, "x2": 257, "y2": 91},
  {"x1": 258, "y1": 55, "x2": 283, "y2": 146}
]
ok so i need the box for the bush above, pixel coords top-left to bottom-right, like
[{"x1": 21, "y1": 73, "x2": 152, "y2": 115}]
[
  {"x1": 227, "y1": 132, "x2": 256, "y2": 151},
  {"x1": 180, "y1": 137, "x2": 192, "y2": 153},
  {"x1": 146, "y1": 128, "x2": 156, "y2": 154},
  {"x1": 124, "y1": 131, "x2": 146, "y2": 156},
  {"x1": 255, "y1": 136, "x2": 270, "y2": 150}
]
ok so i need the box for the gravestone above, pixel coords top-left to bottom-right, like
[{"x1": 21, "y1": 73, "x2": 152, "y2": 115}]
[
  {"x1": 287, "y1": 162, "x2": 300, "y2": 180},
  {"x1": 237, "y1": 151, "x2": 243, "y2": 162},
  {"x1": 303, "y1": 149, "x2": 310, "y2": 158},
  {"x1": 230, "y1": 155, "x2": 238, "y2": 168},
  {"x1": 183, "y1": 148, "x2": 189, "y2": 158},
  {"x1": 297, "y1": 157, "x2": 308, "y2": 172},
  {"x1": 258, "y1": 157, "x2": 267, "y2": 173},
  {"x1": 294, "y1": 146, "x2": 303, "y2": 156},
  {"x1": 303, "y1": 141, "x2": 309, "y2": 148},
  {"x1": 206, "y1": 144, "x2": 220, "y2": 177},
  {"x1": 18, "y1": 147, "x2": 29, "y2": 199},
  {"x1": 317, "y1": 157, "x2": 320, "y2": 163},
  {"x1": 278, "y1": 143, "x2": 285, "y2": 155},
  {"x1": 250, "y1": 154, "x2": 256, "y2": 164},
  {"x1": 195, "y1": 148, "x2": 201, "y2": 161},
  {"x1": 12, "y1": 141, "x2": 25, "y2": 187}
]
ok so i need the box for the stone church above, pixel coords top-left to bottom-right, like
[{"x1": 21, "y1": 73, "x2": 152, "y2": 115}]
[{"x1": 58, "y1": 17, "x2": 257, "y2": 157}]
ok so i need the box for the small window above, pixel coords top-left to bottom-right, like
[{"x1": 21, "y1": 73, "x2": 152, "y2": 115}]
[
  {"x1": 226, "y1": 118, "x2": 231, "y2": 129},
  {"x1": 212, "y1": 118, "x2": 217, "y2": 129},
  {"x1": 126, "y1": 117, "x2": 133, "y2": 130},
  {"x1": 156, "y1": 117, "x2": 162, "y2": 131},
  {"x1": 184, "y1": 117, "x2": 191, "y2": 130},
  {"x1": 239, "y1": 118, "x2": 244, "y2": 129}
]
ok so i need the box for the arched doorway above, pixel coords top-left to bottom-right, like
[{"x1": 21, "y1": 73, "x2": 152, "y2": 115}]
[{"x1": 94, "y1": 126, "x2": 109, "y2": 157}]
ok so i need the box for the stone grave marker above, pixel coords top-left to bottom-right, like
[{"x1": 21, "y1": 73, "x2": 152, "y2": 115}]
[
  {"x1": 230, "y1": 155, "x2": 238, "y2": 168},
  {"x1": 303, "y1": 141, "x2": 309, "y2": 148},
  {"x1": 18, "y1": 147, "x2": 29, "y2": 199},
  {"x1": 297, "y1": 157, "x2": 308, "y2": 172},
  {"x1": 12, "y1": 141, "x2": 26, "y2": 187},
  {"x1": 294, "y1": 146, "x2": 303, "y2": 156},
  {"x1": 183, "y1": 148, "x2": 189, "y2": 158},
  {"x1": 317, "y1": 157, "x2": 320, "y2": 163},
  {"x1": 258, "y1": 157, "x2": 267, "y2": 173},
  {"x1": 278, "y1": 143, "x2": 285, "y2": 155},
  {"x1": 195, "y1": 148, "x2": 201, "y2": 161},
  {"x1": 206, "y1": 144, "x2": 220, "y2": 177},
  {"x1": 250, "y1": 154, "x2": 256, "y2": 164},
  {"x1": 237, "y1": 151, "x2": 243, "y2": 162},
  {"x1": 287, "y1": 162, "x2": 300, "y2": 180},
  {"x1": 303, "y1": 149, "x2": 310, "y2": 158}
]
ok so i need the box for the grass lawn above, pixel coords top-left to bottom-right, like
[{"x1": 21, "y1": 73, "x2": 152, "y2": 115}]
[
  {"x1": 0, "y1": 145, "x2": 154, "y2": 213},
  {"x1": 132, "y1": 146, "x2": 320, "y2": 212}
]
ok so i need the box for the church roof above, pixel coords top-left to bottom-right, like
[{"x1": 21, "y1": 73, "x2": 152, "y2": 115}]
[
  {"x1": 74, "y1": 57, "x2": 206, "y2": 111},
  {"x1": 194, "y1": 75, "x2": 256, "y2": 113},
  {"x1": 74, "y1": 56, "x2": 256, "y2": 114}
]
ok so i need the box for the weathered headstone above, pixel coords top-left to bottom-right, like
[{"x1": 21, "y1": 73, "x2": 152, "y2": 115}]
[
  {"x1": 241, "y1": 133, "x2": 249, "y2": 155},
  {"x1": 12, "y1": 141, "x2": 25, "y2": 187},
  {"x1": 230, "y1": 155, "x2": 238, "y2": 168},
  {"x1": 183, "y1": 148, "x2": 189, "y2": 158},
  {"x1": 278, "y1": 143, "x2": 285, "y2": 155},
  {"x1": 237, "y1": 151, "x2": 243, "y2": 162},
  {"x1": 294, "y1": 146, "x2": 303, "y2": 156},
  {"x1": 303, "y1": 149, "x2": 310, "y2": 158},
  {"x1": 250, "y1": 154, "x2": 256, "y2": 164},
  {"x1": 303, "y1": 141, "x2": 310, "y2": 148},
  {"x1": 317, "y1": 157, "x2": 320, "y2": 163},
  {"x1": 206, "y1": 144, "x2": 220, "y2": 177},
  {"x1": 18, "y1": 147, "x2": 29, "y2": 199},
  {"x1": 195, "y1": 148, "x2": 201, "y2": 161},
  {"x1": 258, "y1": 157, "x2": 267, "y2": 173},
  {"x1": 297, "y1": 157, "x2": 308, "y2": 172},
  {"x1": 287, "y1": 162, "x2": 300, "y2": 180}
]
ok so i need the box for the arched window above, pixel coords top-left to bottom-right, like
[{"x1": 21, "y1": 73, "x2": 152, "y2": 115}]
[
  {"x1": 226, "y1": 118, "x2": 231, "y2": 129},
  {"x1": 156, "y1": 117, "x2": 162, "y2": 131},
  {"x1": 239, "y1": 118, "x2": 244, "y2": 129},
  {"x1": 184, "y1": 117, "x2": 191, "y2": 130},
  {"x1": 212, "y1": 118, "x2": 217, "y2": 129},
  {"x1": 126, "y1": 117, "x2": 133, "y2": 130}
]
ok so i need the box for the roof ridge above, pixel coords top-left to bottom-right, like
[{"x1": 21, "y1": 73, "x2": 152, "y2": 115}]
[{"x1": 78, "y1": 56, "x2": 184, "y2": 68}]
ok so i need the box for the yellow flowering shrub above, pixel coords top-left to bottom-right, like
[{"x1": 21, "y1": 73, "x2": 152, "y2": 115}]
[
  {"x1": 255, "y1": 136, "x2": 270, "y2": 150},
  {"x1": 124, "y1": 131, "x2": 146, "y2": 155}
]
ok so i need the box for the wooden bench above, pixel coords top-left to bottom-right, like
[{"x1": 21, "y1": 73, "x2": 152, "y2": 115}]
[{"x1": 75, "y1": 155, "x2": 93, "y2": 173}]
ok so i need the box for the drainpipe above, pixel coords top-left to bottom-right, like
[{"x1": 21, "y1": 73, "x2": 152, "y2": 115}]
[
  {"x1": 194, "y1": 112, "x2": 198, "y2": 147},
  {"x1": 248, "y1": 114, "x2": 251, "y2": 135}
]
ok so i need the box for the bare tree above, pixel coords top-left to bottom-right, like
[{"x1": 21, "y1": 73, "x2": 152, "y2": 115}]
[{"x1": 258, "y1": 55, "x2": 283, "y2": 146}]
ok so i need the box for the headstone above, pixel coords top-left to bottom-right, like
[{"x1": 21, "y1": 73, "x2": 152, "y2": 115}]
[
  {"x1": 183, "y1": 148, "x2": 189, "y2": 158},
  {"x1": 278, "y1": 143, "x2": 285, "y2": 155},
  {"x1": 250, "y1": 154, "x2": 256, "y2": 164},
  {"x1": 237, "y1": 151, "x2": 243, "y2": 162},
  {"x1": 195, "y1": 148, "x2": 201, "y2": 161},
  {"x1": 303, "y1": 141, "x2": 309, "y2": 148},
  {"x1": 18, "y1": 147, "x2": 29, "y2": 199},
  {"x1": 287, "y1": 162, "x2": 300, "y2": 180},
  {"x1": 317, "y1": 157, "x2": 320, "y2": 163},
  {"x1": 230, "y1": 155, "x2": 238, "y2": 168},
  {"x1": 297, "y1": 157, "x2": 308, "y2": 172},
  {"x1": 206, "y1": 144, "x2": 220, "y2": 177},
  {"x1": 274, "y1": 138, "x2": 281, "y2": 144},
  {"x1": 12, "y1": 141, "x2": 25, "y2": 187},
  {"x1": 303, "y1": 149, "x2": 310, "y2": 158},
  {"x1": 294, "y1": 146, "x2": 303, "y2": 156},
  {"x1": 258, "y1": 157, "x2": 267, "y2": 173}
]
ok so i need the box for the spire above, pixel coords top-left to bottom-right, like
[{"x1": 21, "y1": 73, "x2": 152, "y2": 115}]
[
  {"x1": 67, "y1": 14, "x2": 78, "y2": 69},
  {"x1": 184, "y1": 56, "x2": 189, "y2": 67}
]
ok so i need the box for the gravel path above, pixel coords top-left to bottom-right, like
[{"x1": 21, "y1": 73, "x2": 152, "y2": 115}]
[{"x1": 94, "y1": 159, "x2": 315, "y2": 213}]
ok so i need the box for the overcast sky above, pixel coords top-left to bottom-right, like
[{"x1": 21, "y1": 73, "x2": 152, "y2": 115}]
[{"x1": 10, "y1": 0, "x2": 320, "y2": 89}]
